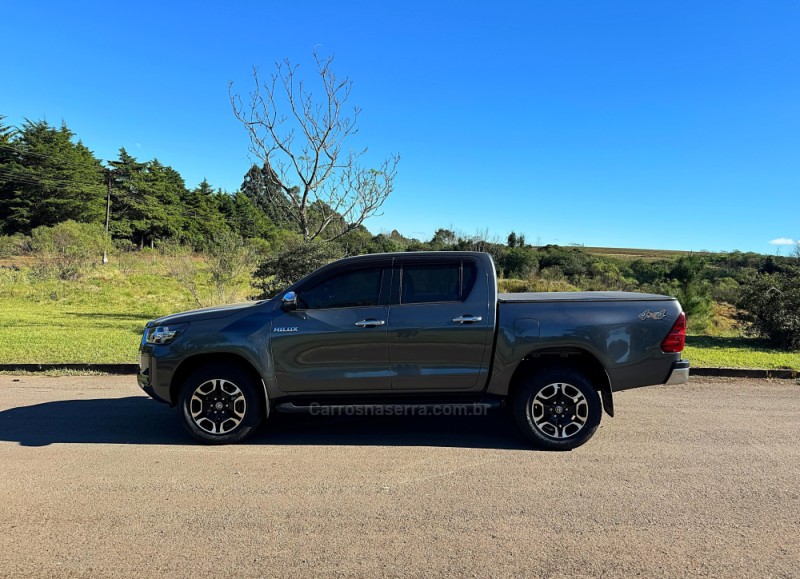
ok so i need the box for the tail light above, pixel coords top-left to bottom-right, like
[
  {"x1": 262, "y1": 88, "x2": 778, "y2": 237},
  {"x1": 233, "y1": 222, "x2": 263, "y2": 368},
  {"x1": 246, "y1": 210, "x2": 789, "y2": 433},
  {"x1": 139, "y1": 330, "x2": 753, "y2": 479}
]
[{"x1": 661, "y1": 312, "x2": 686, "y2": 353}]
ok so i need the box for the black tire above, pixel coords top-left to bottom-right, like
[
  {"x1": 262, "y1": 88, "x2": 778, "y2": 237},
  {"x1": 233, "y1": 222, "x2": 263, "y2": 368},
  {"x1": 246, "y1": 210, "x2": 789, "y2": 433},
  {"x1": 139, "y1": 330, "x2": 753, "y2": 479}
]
[
  {"x1": 512, "y1": 367, "x2": 602, "y2": 451},
  {"x1": 179, "y1": 364, "x2": 265, "y2": 444}
]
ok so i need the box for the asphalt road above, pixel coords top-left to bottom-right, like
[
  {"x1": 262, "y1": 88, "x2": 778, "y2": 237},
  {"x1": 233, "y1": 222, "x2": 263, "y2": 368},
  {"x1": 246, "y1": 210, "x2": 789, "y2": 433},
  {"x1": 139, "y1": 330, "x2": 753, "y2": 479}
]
[{"x1": 0, "y1": 375, "x2": 798, "y2": 578}]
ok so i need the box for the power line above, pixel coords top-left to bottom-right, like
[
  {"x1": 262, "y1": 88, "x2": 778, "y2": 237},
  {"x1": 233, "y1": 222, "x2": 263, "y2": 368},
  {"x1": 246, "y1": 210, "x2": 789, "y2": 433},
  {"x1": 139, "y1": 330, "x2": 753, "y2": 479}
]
[
  {"x1": 0, "y1": 167, "x2": 105, "y2": 189},
  {"x1": 0, "y1": 142, "x2": 79, "y2": 161}
]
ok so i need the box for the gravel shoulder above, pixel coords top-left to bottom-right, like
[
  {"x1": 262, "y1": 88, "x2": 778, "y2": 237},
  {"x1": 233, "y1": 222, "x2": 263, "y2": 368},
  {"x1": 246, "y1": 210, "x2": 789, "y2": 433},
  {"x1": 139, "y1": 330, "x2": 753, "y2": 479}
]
[{"x1": 1, "y1": 375, "x2": 798, "y2": 577}]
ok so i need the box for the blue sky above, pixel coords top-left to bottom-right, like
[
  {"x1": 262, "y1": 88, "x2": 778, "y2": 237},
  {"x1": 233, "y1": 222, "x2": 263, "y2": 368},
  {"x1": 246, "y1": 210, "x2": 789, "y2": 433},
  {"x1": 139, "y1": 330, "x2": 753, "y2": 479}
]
[{"x1": 2, "y1": 1, "x2": 798, "y2": 253}]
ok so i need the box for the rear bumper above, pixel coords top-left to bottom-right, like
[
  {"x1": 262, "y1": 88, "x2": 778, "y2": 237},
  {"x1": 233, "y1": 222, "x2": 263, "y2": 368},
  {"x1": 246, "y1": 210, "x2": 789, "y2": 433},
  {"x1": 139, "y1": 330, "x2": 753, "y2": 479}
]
[{"x1": 665, "y1": 359, "x2": 690, "y2": 385}]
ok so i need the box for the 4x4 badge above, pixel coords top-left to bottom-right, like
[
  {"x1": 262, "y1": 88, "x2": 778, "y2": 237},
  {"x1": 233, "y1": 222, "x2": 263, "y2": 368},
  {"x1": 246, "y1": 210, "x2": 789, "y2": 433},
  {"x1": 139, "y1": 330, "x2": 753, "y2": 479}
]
[{"x1": 638, "y1": 309, "x2": 667, "y2": 321}]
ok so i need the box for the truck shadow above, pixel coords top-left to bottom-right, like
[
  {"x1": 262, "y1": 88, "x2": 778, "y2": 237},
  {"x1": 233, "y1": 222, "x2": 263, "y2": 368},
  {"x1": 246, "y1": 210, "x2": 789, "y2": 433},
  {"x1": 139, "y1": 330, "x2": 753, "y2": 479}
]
[{"x1": 0, "y1": 397, "x2": 530, "y2": 450}]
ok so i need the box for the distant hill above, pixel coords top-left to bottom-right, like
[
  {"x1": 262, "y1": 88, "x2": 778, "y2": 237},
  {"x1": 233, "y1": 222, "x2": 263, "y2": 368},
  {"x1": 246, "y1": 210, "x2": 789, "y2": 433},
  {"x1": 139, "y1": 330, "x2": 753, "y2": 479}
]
[{"x1": 577, "y1": 246, "x2": 706, "y2": 260}]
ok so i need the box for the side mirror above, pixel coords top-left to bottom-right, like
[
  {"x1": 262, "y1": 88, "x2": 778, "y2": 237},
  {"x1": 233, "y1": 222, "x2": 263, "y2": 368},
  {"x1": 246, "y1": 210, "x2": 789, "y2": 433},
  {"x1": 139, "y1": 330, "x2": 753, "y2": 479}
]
[{"x1": 281, "y1": 291, "x2": 298, "y2": 311}]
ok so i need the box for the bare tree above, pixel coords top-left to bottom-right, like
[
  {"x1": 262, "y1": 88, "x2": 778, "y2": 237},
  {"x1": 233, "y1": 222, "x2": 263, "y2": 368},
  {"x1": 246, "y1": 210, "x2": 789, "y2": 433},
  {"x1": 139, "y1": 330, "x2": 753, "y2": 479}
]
[{"x1": 229, "y1": 51, "x2": 399, "y2": 242}]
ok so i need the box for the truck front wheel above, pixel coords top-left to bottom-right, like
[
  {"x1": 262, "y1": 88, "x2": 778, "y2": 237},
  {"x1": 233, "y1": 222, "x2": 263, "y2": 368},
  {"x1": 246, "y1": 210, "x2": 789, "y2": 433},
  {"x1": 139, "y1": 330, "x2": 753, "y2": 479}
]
[
  {"x1": 513, "y1": 367, "x2": 601, "y2": 450},
  {"x1": 179, "y1": 365, "x2": 264, "y2": 444}
]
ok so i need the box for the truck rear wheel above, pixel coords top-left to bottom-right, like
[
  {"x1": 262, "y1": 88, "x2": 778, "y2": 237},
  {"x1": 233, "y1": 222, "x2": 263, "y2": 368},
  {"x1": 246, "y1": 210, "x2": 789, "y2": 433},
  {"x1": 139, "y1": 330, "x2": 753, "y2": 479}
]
[
  {"x1": 513, "y1": 367, "x2": 601, "y2": 450},
  {"x1": 179, "y1": 364, "x2": 264, "y2": 444}
]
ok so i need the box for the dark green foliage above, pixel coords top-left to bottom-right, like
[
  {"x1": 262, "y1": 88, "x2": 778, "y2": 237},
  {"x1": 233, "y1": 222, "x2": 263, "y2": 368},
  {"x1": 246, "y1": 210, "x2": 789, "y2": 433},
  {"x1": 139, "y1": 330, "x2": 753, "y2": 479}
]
[
  {"x1": 366, "y1": 233, "x2": 406, "y2": 254},
  {"x1": 498, "y1": 247, "x2": 539, "y2": 278},
  {"x1": 140, "y1": 160, "x2": 186, "y2": 244},
  {"x1": 253, "y1": 242, "x2": 344, "y2": 299},
  {"x1": 537, "y1": 245, "x2": 596, "y2": 279},
  {"x1": 0, "y1": 116, "x2": 17, "y2": 222},
  {"x1": 217, "y1": 190, "x2": 280, "y2": 244},
  {"x1": 0, "y1": 120, "x2": 105, "y2": 234},
  {"x1": 585, "y1": 259, "x2": 637, "y2": 291},
  {"x1": 240, "y1": 163, "x2": 295, "y2": 227},
  {"x1": 736, "y1": 270, "x2": 800, "y2": 350},
  {"x1": 711, "y1": 250, "x2": 764, "y2": 277},
  {"x1": 630, "y1": 259, "x2": 670, "y2": 285},
  {"x1": 711, "y1": 277, "x2": 740, "y2": 304},
  {"x1": 108, "y1": 150, "x2": 186, "y2": 248},
  {"x1": 429, "y1": 228, "x2": 457, "y2": 250},
  {"x1": 178, "y1": 179, "x2": 229, "y2": 250},
  {"x1": 659, "y1": 255, "x2": 713, "y2": 330},
  {"x1": 331, "y1": 225, "x2": 374, "y2": 255},
  {"x1": 759, "y1": 255, "x2": 789, "y2": 275},
  {"x1": 107, "y1": 148, "x2": 146, "y2": 241},
  {"x1": 505, "y1": 231, "x2": 525, "y2": 248},
  {"x1": 1, "y1": 117, "x2": 315, "y2": 253}
]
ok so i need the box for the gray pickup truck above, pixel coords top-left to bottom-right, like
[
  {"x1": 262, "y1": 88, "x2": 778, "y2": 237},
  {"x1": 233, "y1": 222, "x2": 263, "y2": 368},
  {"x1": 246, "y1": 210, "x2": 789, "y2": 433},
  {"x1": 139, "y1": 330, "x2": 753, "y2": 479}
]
[{"x1": 139, "y1": 251, "x2": 689, "y2": 450}]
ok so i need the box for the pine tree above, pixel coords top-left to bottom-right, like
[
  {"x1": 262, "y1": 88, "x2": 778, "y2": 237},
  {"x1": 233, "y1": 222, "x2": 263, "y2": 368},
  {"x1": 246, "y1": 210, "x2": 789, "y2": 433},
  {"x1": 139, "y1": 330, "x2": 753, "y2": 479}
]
[
  {"x1": 1, "y1": 120, "x2": 104, "y2": 234},
  {"x1": 140, "y1": 159, "x2": 185, "y2": 245},
  {"x1": 220, "y1": 190, "x2": 277, "y2": 241},
  {"x1": 0, "y1": 116, "x2": 20, "y2": 233},
  {"x1": 109, "y1": 151, "x2": 187, "y2": 247},
  {"x1": 179, "y1": 179, "x2": 230, "y2": 249},
  {"x1": 108, "y1": 148, "x2": 147, "y2": 243},
  {"x1": 240, "y1": 163, "x2": 295, "y2": 227}
]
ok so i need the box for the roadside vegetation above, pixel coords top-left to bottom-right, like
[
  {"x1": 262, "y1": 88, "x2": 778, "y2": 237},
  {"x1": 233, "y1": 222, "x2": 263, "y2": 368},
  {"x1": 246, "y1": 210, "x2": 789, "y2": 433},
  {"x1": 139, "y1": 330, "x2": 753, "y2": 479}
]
[
  {"x1": 1, "y1": 52, "x2": 798, "y2": 369},
  {"x1": 1, "y1": 243, "x2": 799, "y2": 369}
]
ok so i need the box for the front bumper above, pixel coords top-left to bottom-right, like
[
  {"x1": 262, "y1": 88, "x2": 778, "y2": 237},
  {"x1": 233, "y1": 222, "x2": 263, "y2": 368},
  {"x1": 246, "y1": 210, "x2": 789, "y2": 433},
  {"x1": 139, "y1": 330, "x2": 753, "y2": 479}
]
[
  {"x1": 138, "y1": 349, "x2": 171, "y2": 405},
  {"x1": 665, "y1": 359, "x2": 690, "y2": 385}
]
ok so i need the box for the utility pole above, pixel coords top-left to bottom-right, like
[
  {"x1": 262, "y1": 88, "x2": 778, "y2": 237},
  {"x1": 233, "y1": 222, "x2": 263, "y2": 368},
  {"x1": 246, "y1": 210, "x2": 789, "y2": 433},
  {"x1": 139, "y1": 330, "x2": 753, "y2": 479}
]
[{"x1": 103, "y1": 169, "x2": 111, "y2": 264}]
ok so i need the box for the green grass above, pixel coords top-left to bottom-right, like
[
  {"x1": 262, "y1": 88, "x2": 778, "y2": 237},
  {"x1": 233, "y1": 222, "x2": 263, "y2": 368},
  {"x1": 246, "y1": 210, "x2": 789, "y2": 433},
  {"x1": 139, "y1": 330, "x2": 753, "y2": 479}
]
[
  {"x1": 684, "y1": 335, "x2": 799, "y2": 370},
  {"x1": 0, "y1": 265, "x2": 198, "y2": 364}
]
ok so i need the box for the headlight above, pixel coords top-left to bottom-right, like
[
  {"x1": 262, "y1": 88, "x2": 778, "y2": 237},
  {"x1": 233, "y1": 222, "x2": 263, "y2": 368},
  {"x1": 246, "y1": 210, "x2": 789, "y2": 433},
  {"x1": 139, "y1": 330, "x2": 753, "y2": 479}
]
[{"x1": 144, "y1": 323, "x2": 188, "y2": 345}]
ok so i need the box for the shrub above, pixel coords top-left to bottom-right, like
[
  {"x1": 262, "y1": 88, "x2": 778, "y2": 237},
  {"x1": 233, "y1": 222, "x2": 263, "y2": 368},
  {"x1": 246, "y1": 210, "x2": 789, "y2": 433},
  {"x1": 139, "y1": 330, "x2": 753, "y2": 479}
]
[
  {"x1": 0, "y1": 233, "x2": 28, "y2": 258},
  {"x1": 736, "y1": 271, "x2": 800, "y2": 350},
  {"x1": 161, "y1": 232, "x2": 261, "y2": 307},
  {"x1": 711, "y1": 276, "x2": 740, "y2": 304},
  {"x1": 498, "y1": 247, "x2": 539, "y2": 279},
  {"x1": 537, "y1": 245, "x2": 595, "y2": 280},
  {"x1": 29, "y1": 221, "x2": 107, "y2": 280}
]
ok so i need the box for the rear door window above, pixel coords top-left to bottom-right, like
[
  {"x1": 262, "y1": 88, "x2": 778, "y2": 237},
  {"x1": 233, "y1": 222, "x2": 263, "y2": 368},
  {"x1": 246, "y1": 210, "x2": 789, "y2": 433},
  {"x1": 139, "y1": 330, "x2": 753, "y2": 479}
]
[{"x1": 400, "y1": 262, "x2": 476, "y2": 304}]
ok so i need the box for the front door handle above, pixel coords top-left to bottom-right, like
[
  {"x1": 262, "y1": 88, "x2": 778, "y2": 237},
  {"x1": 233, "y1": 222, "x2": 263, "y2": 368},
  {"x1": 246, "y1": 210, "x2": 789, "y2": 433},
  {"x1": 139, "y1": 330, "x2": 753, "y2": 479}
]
[
  {"x1": 452, "y1": 315, "x2": 483, "y2": 324},
  {"x1": 355, "y1": 319, "x2": 386, "y2": 328}
]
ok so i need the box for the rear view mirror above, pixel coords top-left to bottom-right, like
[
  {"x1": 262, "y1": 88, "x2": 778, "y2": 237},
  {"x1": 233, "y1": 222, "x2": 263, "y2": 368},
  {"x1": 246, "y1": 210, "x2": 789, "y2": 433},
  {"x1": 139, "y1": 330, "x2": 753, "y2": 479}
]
[{"x1": 281, "y1": 291, "x2": 298, "y2": 311}]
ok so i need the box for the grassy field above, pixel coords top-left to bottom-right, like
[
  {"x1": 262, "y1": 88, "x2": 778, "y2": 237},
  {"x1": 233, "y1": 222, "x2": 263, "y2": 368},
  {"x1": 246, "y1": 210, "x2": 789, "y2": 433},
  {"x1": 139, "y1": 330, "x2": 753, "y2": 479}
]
[
  {"x1": 580, "y1": 246, "x2": 698, "y2": 260},
  {"x1": 681, "y1": 302, "x2": 799, "y2": 369},
  {"x1": 683, "y1": 336, "x2": 799, "y2": 370},
  {"x1": 0, "y1": 257, "x2": 797, "y2": 370},
  {"x1": 0, "y1": 264, "x2": 198, "y2": 364}
]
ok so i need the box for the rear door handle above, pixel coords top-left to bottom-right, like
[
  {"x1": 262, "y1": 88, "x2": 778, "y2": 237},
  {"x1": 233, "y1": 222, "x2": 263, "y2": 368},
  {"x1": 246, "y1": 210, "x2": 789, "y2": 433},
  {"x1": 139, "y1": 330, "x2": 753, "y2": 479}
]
[
  {"x1": 452, "y1": 315, "x2": 483, "y2": 324},
  {"x1": 355, "y1": 319, "x2": 386, "y2": 328}
]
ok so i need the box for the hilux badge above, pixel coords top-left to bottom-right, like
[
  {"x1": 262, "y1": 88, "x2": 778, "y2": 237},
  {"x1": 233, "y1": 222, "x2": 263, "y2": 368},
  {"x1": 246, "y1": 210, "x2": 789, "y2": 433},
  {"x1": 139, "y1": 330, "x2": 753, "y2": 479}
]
[
  {"x1": 638, "y1": 309, "x2": 667, "y2": 321},
  {"x1": 274, "y1": 326, "x2": 299, "y2": 333}
]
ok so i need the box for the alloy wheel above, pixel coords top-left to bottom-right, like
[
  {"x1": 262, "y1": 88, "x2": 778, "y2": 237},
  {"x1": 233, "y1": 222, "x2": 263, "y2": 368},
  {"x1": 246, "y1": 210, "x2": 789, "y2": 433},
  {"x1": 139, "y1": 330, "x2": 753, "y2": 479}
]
[
  {"x1": 530, "y1": 382, "x2": 589, "y2": 439},
  {"x1": 189, "y1": 378, "x2": 247, "y2": 435}
]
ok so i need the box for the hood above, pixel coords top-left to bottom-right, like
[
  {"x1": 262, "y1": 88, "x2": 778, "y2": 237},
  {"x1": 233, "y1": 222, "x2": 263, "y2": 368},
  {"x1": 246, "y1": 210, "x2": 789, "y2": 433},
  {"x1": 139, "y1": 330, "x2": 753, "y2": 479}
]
[{"x1": 151, "y1": 300, "x2": 267, "y2": 325}]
